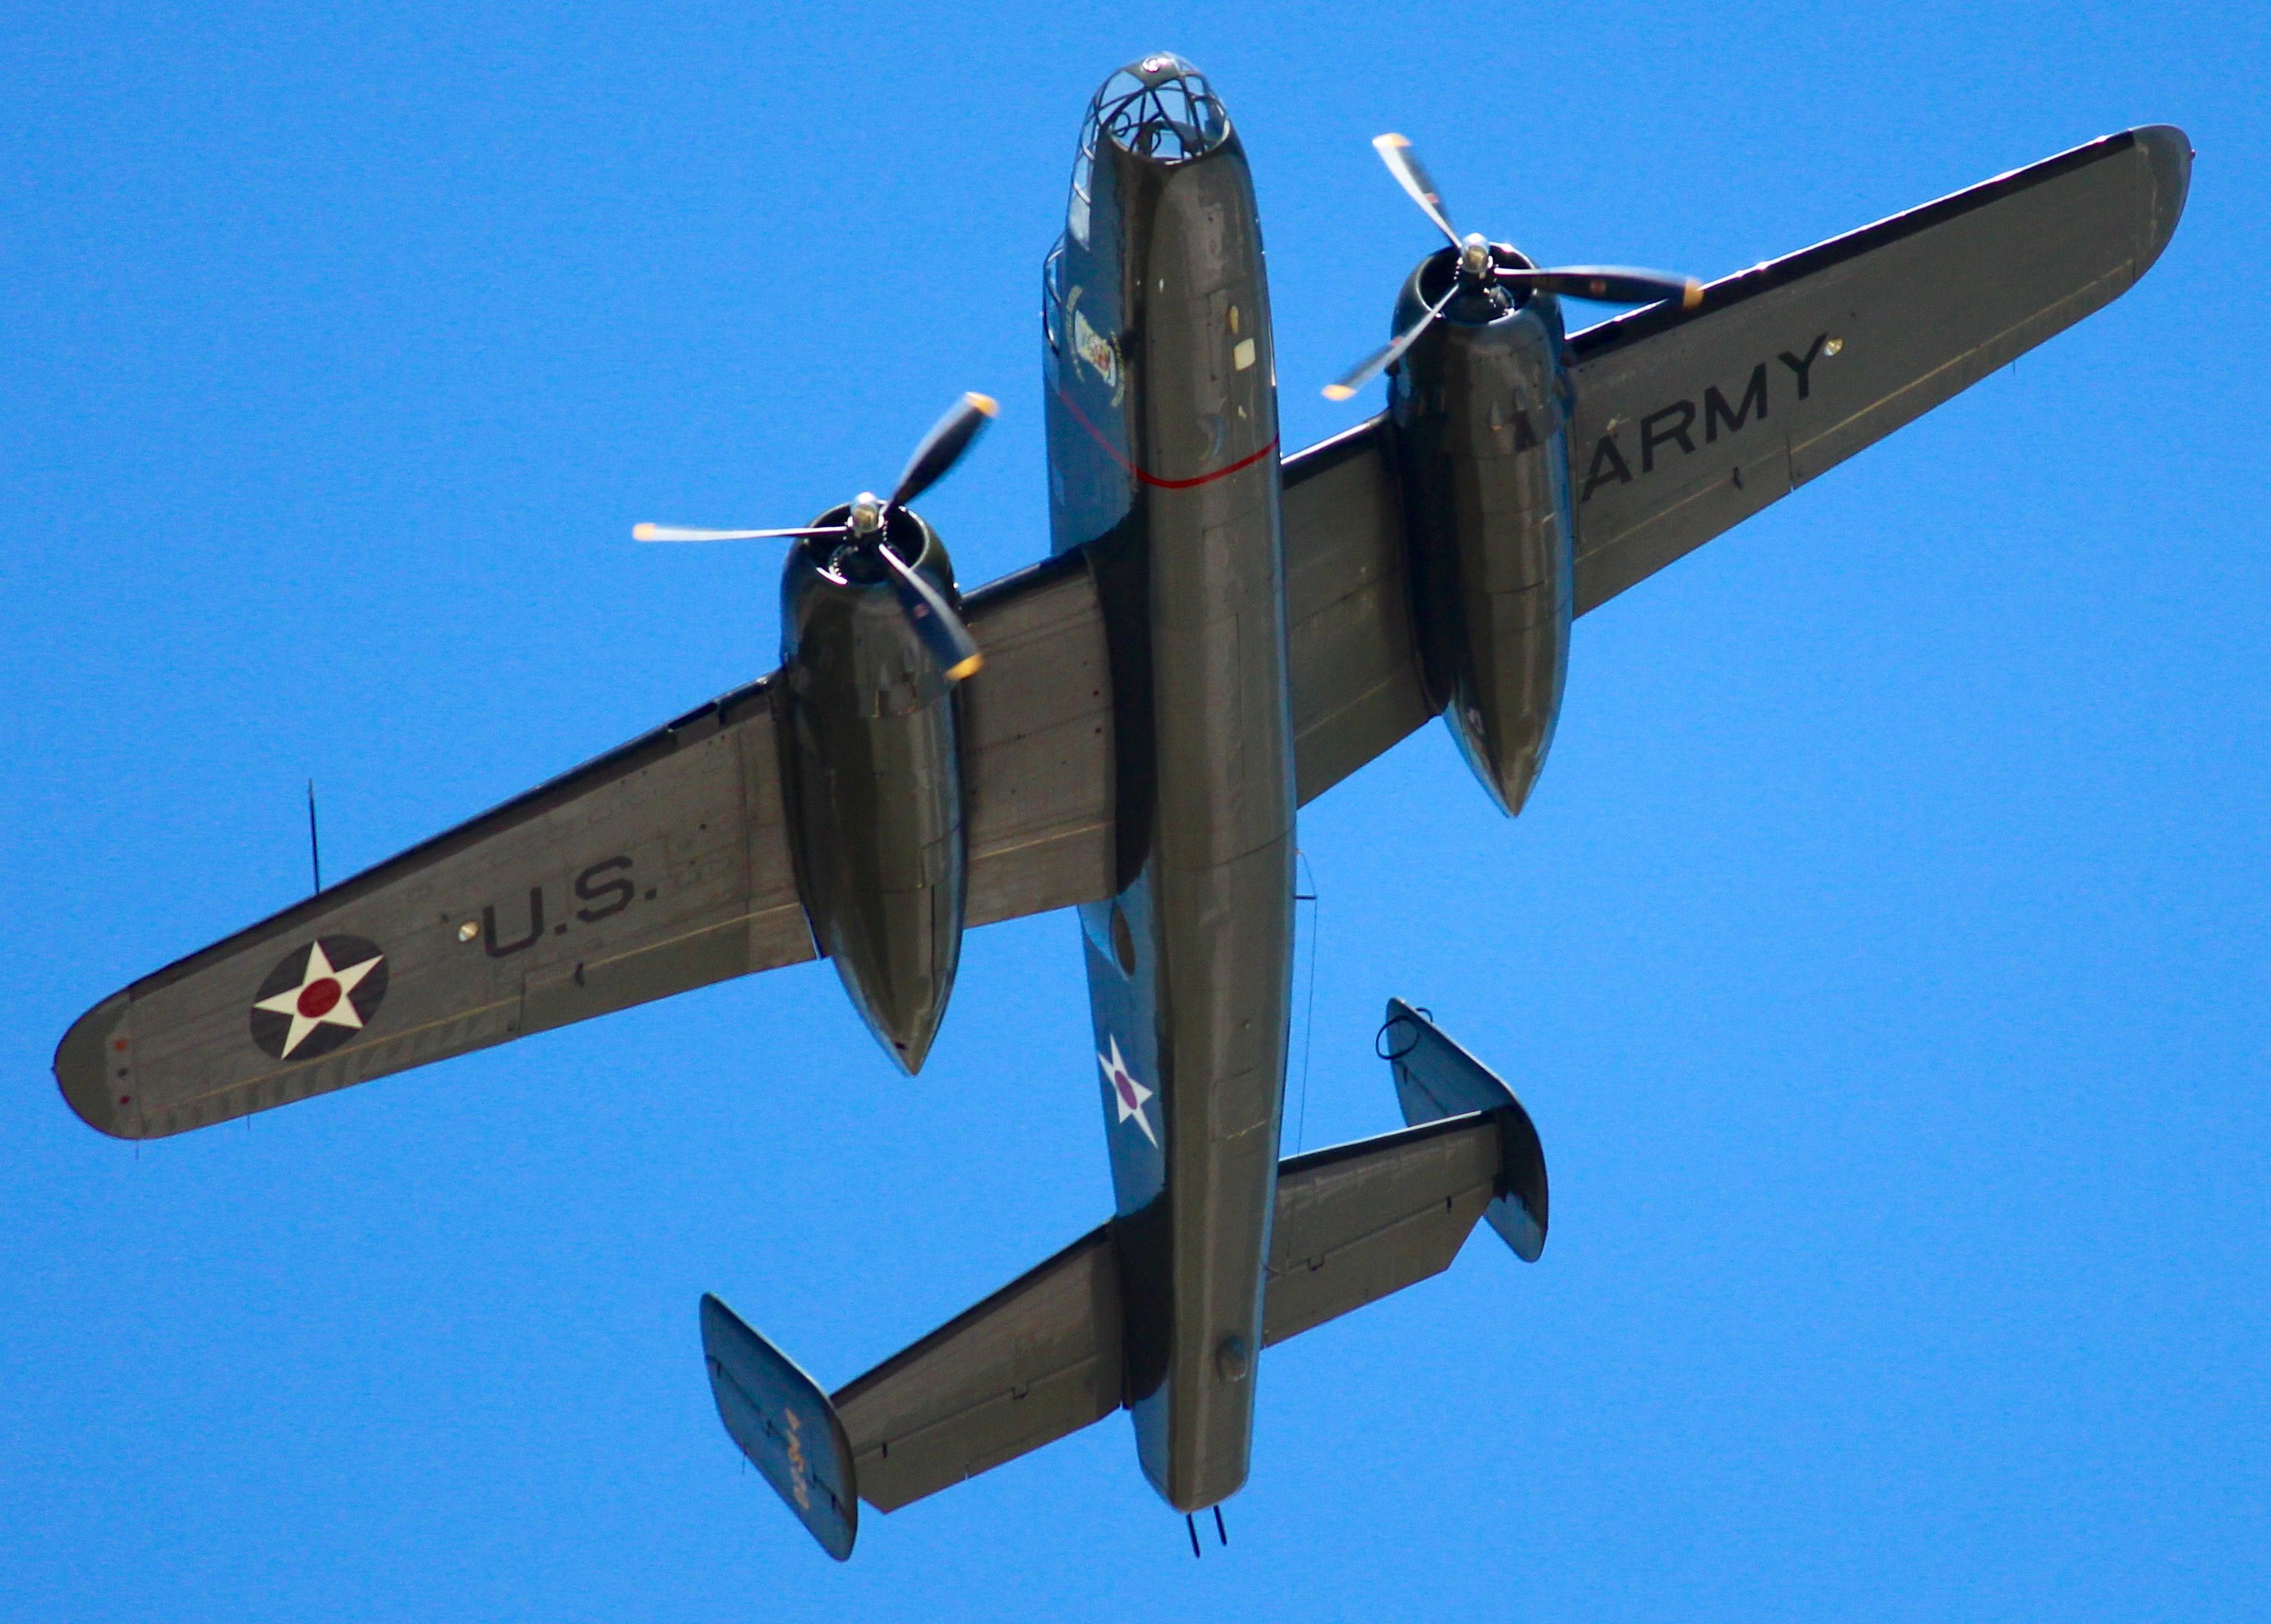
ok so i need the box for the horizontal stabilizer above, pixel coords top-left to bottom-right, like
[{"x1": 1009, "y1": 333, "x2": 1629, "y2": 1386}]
[
  {"x1": 700, "y1": 1064, "x2": 1549, "y2": 1547},
  {"x1": 1381, "y1": 998, "x2": 1549, "y2": 1260},
  {"x1": 1264, "y1": 1107, "x2": 1531, "y2": 1347},
  {"x1": 830, "y1": 1227, "x2": 1124, "y2": 1513},
  {"x1": 700, "y1": 1294, "x2": 860, "y2": 1560}
]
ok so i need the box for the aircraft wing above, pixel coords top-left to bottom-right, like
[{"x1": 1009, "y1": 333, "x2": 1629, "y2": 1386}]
[
  {"x1": 1565, "y1": 125, "x2": 2189, "y2": 612},
  {"x1": 1278, "y1": 125, "x2": 2190, "y2": 793},
  {"x1": 1282, "y1": 416, "x2": 1435, "y2": 804},
  {"x1": 55, "y1": 555, "x2": 1115, "y2": 1139}
]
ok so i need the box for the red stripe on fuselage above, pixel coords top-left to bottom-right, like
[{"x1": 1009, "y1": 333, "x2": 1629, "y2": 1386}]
[{"x1": 1054, "y1": 385, "x2": 1278, "y2": 490}]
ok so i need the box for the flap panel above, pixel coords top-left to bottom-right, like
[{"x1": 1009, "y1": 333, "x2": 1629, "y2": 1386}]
[
  {"x1": 961, "y1": 552, "x2": 1117, "y2": 924},
  {"x1": 1281, "y1": 418, "x2": 1436, "y2": 805}
]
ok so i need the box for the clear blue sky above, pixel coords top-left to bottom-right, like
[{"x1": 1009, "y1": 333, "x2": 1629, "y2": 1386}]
[{"x1": 4, "y1": 2, "x2": 2265, "y2": 1619}]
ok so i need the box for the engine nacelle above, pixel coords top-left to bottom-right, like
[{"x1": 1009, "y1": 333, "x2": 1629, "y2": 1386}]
[
  {"x1": 1387, "y1": 252, "x2": 1574, "y2": 817},
  {"x1": 778, "y1": 507, "x2": 968, "y2": 1073}
]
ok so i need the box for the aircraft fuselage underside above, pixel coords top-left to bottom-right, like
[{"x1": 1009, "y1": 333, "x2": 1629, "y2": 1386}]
[{"x1": 1044, "y1": 57, "x2": 1295, "y2": 1511}]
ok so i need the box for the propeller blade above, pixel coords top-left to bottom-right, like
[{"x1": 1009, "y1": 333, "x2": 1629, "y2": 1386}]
[
  {"x1": 888, "y1": 392, "x2": 1000, "y2": 512},
  {"x1": 632, "y1": 524, "x2": 846, "y2": 543},
  {"x1": 1372, "y1": 133, "x2": 1461, "y2": 250},
  {"x1": 875, "y1": 543, "x2": 984, "y2": 682},
  {"x1": 1498, "y1": 265, "x2": 1704, "y2": 309},
  {"x1": 1322, "y1": 285, "x2": 1457, "y2": 402}
]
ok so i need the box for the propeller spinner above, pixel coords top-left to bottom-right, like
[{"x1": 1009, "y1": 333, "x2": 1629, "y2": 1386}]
[
  {"x1": 1323, "y1": 135, "x2": 1703, "y2": 402},
  {"x1": 635, "y1": 392, "x2": 1000, "y2": 682}
]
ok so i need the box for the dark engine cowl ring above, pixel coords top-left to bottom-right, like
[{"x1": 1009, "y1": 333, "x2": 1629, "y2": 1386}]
[
  {"x1": 796, "y1": 502, "x2": 945, "y2": 590},
  {"x1": 1403, "y1": 245, "x2": 1518, "y2": 328}
]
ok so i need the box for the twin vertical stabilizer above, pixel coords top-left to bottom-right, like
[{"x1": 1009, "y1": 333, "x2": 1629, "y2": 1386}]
[
  {"x1": 1379, "y1": 996, "x2": 1549, "y2": 1260},
  {"x1": 700, "y1": 1296, "x2": 860, "y2": 1560}
]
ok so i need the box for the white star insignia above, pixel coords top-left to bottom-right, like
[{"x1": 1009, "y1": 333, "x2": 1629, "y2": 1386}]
[
  {"x1": 253, "y1": 940, "x2": 385, "y2": 1059},
  {"x1": 1098, "y1": 1035, "x2": 1157, "y2": 1147}
]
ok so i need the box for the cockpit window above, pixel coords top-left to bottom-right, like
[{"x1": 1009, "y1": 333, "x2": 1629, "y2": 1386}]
[
  {"x1": 1068, "y1": 142, "x2": 1093, "y2": 246},
  {"x1": 1086, "y1": 55, "x2": 1229, "y2": 162}
]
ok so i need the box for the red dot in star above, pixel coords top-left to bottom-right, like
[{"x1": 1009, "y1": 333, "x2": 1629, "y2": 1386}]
[{"x1": 297, "y1": 978, "x2": 343, "y2": 1018}]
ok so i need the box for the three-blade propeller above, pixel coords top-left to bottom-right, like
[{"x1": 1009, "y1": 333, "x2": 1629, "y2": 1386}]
[
  {"x1": 634, "y1": 392, "x2": 999, "y2": 682},
  {"x1": 1324, "y1": 134, "x2": 1705, "y2": 402}
]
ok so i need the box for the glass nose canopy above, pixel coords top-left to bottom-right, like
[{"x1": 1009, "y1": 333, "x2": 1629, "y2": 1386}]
[
  {"x1": 1087, "y1": 54, "x2": 1229, "y2": 162},
  {"x1": 1066, "y1": 55, "x2": 1231, "y2": 246}
]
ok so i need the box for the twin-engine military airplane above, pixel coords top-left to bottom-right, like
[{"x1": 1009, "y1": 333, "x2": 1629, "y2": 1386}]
[{"x1": 56, "y1": 55, "x2": 2188, "y2": 1559}]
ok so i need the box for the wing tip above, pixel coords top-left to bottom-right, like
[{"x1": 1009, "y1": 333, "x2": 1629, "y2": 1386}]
[
  {"x1": 54, "y1": 991, "x2": 142, "y2": 1139},
  {"x1": 2130, "y1": 123, "x2": 2192, "y2": 277}
]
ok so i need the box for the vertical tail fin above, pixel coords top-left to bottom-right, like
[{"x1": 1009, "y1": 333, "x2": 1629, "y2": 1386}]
[
  {"x1": 1379, "y1": 998, "x2": 1549, "y2": 1261},
  {"x1": 700, "y1": 1294, "x2": 861, "y2": 1560}
]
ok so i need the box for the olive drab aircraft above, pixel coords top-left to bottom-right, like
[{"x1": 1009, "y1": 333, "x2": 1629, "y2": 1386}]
[{"x1": 56, "y1": 55, "x2": 2189, "y2": 1560}]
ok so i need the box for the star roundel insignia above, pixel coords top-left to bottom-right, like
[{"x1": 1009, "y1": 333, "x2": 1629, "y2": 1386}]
[
  {"x1": 1098, "y1": 1035, "x2": 1157, "y2": 1148},
  {"x1": 248, "y1": 935, "x2": 388, "y2": 1061}
]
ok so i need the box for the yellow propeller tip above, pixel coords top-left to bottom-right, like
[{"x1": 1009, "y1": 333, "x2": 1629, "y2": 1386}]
[
  {"x1": 1681, "y1": 281, "x2": 1704, "y2": 309},
  {"x1": 945, "y1": 653, "x2": 985, "y2": 682},
  {"x1": 1322, "y1": 385, "x2": 1356, "y2": 402},
  {"x1": 1374, "y1": 133, "x2": 1409, "y2": 150},
  {"x1": 631, "y1": 523, "x2": 659, "y2": 541},
  {"x1": 968, "y1": 392, "x2": 1000, "y2": 417}
]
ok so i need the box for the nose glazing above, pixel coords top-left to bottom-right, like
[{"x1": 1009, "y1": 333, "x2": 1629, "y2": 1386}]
[{"x1": 1087, "y1": 54, "x2": 1230, "y2": 162}]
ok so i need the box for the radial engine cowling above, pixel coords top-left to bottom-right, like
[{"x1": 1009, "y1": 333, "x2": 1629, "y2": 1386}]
[
  {"x1": 779, "y1": 507, "x2": 968, "y2": 1073},
  {"x1": 1388, "y1": 252, "x2": 1574, "y2": 817}
]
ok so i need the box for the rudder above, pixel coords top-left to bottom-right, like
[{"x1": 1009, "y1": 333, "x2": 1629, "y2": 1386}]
[
  {"x1": 1379, "y1": 998, "x2": 1549, "y2": 1261},
  {"x1": 700, "y1": 1293, "x2": 861, "y2": 1560}
]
